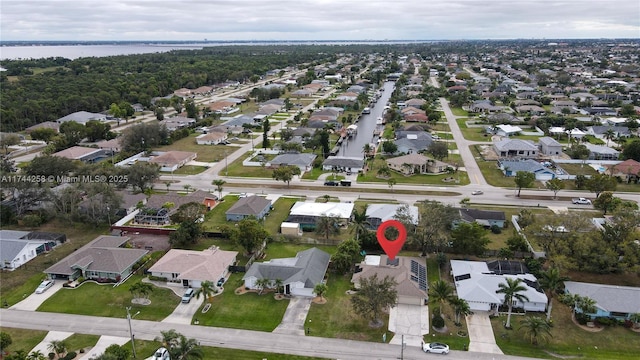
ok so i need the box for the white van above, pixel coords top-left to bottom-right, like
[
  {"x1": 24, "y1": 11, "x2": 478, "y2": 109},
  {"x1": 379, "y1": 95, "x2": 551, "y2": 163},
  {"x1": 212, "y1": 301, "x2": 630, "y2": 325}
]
[{"x1": 181, "y1": 288, "x2": 194, "y2": 303}]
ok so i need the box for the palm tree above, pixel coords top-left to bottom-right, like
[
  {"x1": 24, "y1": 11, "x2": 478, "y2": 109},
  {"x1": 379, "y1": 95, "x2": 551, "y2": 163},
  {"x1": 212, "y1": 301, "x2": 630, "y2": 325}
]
[
  {"x1": 47, "y1": 340, "x2": 67, "y2": 359},
  {"x1": 362, "y1": 143, "x2": 372, "y2": 158},
  {"x1": 274, "y1": 278, "x2": 284, "y2": 295},
  {"x1": 496, "y1": 278, "x2": 530, "y2": 328},
  {"x1": 387, "y1": 178, "x2": 397, "y2": 191},
  {"x1": 194, "y1": 281, "x2": 216, "y2": 303},
  {"x1": 603, "y1": 128, "x2": 616, "y2": 146},
  {"x1": 350, "y1": 206, "x2": 370, "y2": 243},
  {"x1": 130, "y1": 282, "x2": 154, "y2": 300},
  {"x1": 315, "y1": 214, "x2": 340, "y2": 240},
  {"x1": 429, "y1": 280, "x2": 455, "y2": 311},
  {"x1": 519, "y1": 316, "x2": 551, "y2": 345},
  {"x1": 212, "y1": 179, "x2": 226, "y2": 200},
  {"x1": 254, "y1": 278, "x2": 270, "y2": 295},
  {"x1": 314, "y1": 283, "x2": 328, "y2": 300},
  {"x1": 27, "y1": 350, "x2": 46, "y2": 360},
  {"x1": 155, "y1": 329, "x2": 180, "y2": 349},
  {"x1": 538, "y1": 267, "x2": 569, "y2": 321},
  {"x1": 450, "y1": 297, "x2": 472, "y2": 325},
  {"x1": 629, "y1": 313, "x2": 640, "y2": 329},
  {"x1": 377, "y1": 165, "x2": 391, "y2": 178},
  {"x1": 170, "y1": 334, "x2": 204, "y2": 360},
  {"x1": 575, "y1": 295, "x2": 597, "y2": 316},
  {"x1": 183, "y1": 184, "x2": 192, "y2": 193}
]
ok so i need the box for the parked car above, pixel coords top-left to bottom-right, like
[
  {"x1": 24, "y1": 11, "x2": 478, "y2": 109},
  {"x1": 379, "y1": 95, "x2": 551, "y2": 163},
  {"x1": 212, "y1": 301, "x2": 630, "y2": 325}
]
[
  {"x1": 152, "y1": 347, "x2": 170, "y2": 360},
  {"x1": 324, "y1": 181, "x2": 339, "y2": 186},
  {"x1": 217, "y1": 277, "x2": 226, "y2": 287},
  {"x1": 181, "y1": 288, "x2": 194, "y2": 303},
  {"x1": 572, "y1": 197, "x2": 592, "y2": 205},
  {"x1": 35, "y1": 279, "x2": 54, "y2": 294},
  {"x1": 422, "y1": 342, "x2": 449, "y2": 354},
  {"x1": 471, "y1": 190, "x2": 483, "y2": 195}
]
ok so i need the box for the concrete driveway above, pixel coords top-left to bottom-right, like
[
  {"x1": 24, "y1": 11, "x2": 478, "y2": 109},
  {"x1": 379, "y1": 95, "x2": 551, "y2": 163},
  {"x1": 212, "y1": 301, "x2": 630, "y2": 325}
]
[
  {"x1": 78, "y1": 336, "x2": 129, "y2": 360},
  {"x1": 466, "y1": 311, "x2": 503, "y2": 354},
  {"x1": 273, "y1": 297, "x2": 311, "y2": 336},
  {"x1": 162, "y1": 295, "x2": 204, "y2": 324},
  {"x1": 10, "y1": 281, "x2": 64, "y2": 311},
  {"x1": 28, "y1": 331, "x2": 73, "y2": 355},
  {"x1": 388, "y1": 304, "x2": 429, "y2": 347}
]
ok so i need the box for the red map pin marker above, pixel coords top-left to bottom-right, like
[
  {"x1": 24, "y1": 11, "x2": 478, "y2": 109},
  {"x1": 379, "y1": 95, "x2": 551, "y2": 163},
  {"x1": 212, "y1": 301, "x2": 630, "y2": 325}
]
[{"x1": 376, "y1": 220, "x2": 407, "y2": 260}]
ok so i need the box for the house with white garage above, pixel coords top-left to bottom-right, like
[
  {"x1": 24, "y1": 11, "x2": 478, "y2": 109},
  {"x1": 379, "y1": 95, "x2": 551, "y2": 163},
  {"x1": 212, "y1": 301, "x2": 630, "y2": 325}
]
[
  {"x1": 494, "y1": 139, "x2": 538, "y2": 159},
  {"x1": 148, "y1": 247, "x2": 238, "y2": 288},
  {"x1": 285, "y1": 201, "x2": 355, "y2": 230},
  {"x1": 563, "y1": 281, "x2": 640, "y2": 320},
  {"x1": 365, "y1": 204, "x2": 419, "y2": 230},
  {"x1": 196, "y1": 131, "x2": 228, "y2": 145},
  {"x1": 450, "y1": 259, "x2": 547, "y2": 313},
  {"x1": 498, "y1": 159, "x2": 556, "y2": 180},
  {"x1": 322, "y1": 156, "x2": 364, "y2": 173},
  {"x1": 243, "y1": 247, "x2": 330, "y2": 297},
  {"x1": 225, "y1": 195, "x2": 272, "y2": 221},
  {"x1": 352, "y1": 255, "x2": 428, "y2": 306},
  {"x1": 538, "y1": 137, "x2": 563, "y2": 157},
  {"x1": 1, "y1": 230, "x2": 65, "y2": 271}
]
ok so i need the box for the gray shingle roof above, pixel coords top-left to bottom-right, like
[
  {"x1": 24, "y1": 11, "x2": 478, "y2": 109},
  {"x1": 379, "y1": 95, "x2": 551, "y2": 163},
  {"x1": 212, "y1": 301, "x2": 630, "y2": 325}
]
[
  {"x1": 564, "y1": 281, "x2": 640, "y2": 314},
  {"x1": 243, "y1": 248, "x2": 330, "y2": 288},
  {"x1": 226, "y1": 196, "x2": 271, "y2": 216},
  {"x1": 499, "y1": 159, "x2": 547, "y2": 173},
  {"x1": 322, "y1": 156, "x2": 364, "y2": 169},
  {"x1": 270, "y1": 153, "x2": 317, "y2": 168},
  {"x1": 458, "y1": 208, "x2": 506, "y2": 222},
  {"x1": 494, "y1": 139, "x2": 538, "y2": 152},
  {"x1": 538, "y1": 137, "x2": 562, "y2": 146}
]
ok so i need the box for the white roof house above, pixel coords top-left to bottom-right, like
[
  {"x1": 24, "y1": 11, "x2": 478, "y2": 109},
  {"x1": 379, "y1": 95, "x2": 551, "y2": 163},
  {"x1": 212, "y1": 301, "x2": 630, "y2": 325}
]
[
  {"x1": 289, "y1": 201, "x2": 354, "y2": 220},
  {"x1": 450, "y1": 260, "x2": 547, "y2": 312},
  {"x1": 496, "y1": 124, "x2": 523, "y2": 136},
  {"x1": 365, "y1": 204, "x2": 419, "y2": 230}
]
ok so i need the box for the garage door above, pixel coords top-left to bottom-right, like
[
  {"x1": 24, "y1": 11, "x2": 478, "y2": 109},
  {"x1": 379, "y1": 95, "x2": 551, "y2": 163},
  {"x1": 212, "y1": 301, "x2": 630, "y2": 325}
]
[{"x1": 536, "y1": 173, "x2": 554, "y2": 181}]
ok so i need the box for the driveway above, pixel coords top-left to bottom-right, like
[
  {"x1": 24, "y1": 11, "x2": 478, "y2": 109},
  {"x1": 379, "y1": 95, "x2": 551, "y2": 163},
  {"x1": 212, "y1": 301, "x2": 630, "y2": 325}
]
[
  {"x1": 466, "y1": 311, "x2": 503, "y2": 354},
  {"x1": 388, "y1": 304, "x2": 429, "y2": 347},
  {"x1": 272, "y1": 297, "x2": 311, "y2": 336},
  {"x1": 28, "y1": 331, "x2": 73, "y2": 356},
  {"x1": 78, "y1": 336, "x2": 130, "y2": 360},
  {"x1": 143, "y1": 278, "x2": 204, "y2": 324},
  {"x1": 10, "y1": 281, "x2": 64, "y2": 311}
]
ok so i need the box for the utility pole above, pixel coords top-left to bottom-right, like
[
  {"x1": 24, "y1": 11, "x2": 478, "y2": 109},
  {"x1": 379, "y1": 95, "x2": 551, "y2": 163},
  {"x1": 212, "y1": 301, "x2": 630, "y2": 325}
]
[{"x1": 126, "y1": 307, "x2": 140, "y2": 358}]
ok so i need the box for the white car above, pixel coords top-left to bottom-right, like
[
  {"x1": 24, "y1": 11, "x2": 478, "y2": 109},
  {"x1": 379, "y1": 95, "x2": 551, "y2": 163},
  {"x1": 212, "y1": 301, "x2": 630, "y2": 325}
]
[
  {"x1": 423, "y1": 342, "x2": 450, "y2": 354},
  {"x1": 35, "y1": 280, "x2": 54, "y2": 294},
  {"x1": 152, "y1": 347, "x2": 170, "y2": 360},
  {"x1": 471, "y1": 190, "x2": 483, "y2": 195}
]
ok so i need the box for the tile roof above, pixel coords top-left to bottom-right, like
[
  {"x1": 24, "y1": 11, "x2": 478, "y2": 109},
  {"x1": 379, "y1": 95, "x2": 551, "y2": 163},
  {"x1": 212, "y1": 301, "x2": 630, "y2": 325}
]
[
  {"x1": 52, "y1": 146, "x2": 102, "y2": 160},
  {"x1": 148, "y1": 247, "x2": 238, "y2": 282}
]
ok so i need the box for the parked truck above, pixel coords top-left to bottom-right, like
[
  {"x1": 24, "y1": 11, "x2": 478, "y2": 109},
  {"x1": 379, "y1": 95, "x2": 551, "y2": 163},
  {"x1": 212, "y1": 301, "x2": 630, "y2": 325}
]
[{"x1": 572, "y1": 197, "x2": 592, "y2": 205}]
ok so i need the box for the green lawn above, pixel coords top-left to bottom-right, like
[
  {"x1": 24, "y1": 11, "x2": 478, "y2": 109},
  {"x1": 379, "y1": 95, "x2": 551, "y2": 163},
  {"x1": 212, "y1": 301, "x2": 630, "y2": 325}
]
[
  {"x1": 492, "y1": 300, "x2": 640, "y2": 359},
  {"x1": 301, "y1": 167, "x2": 324, "y2": 180},
  {"x1": 558, "y1": 163, "x2": 599, "y2": 176},
  {"x1": 0, "y1": 327, "x2": 47, "y2": 356},
  {"x1": 164, "y1": 165, "x2": 207, "y2": 175},
  {"x1": 358, "y1": 158, "x2": 469, "y2": 186},
  {"x1": 264, "y1": 197, "x2": 300, "y2": 234},
  {"x1": 155, "y1": 133, "x2": 230, "y2": 163},
  {"x1": 306, "y1": 274, "x2": 394, "y2": 342},
  {"x1": 202, "y1": 195, "x2": 240, "y2": 232},
  {"x1": 37, "y1": 275, "x2": 179, "y2": 321},
  {"x1": 456, "y1": 119, "x2": 493, "y2": 141},
  {"x1": 224, "y1": 152, "x2": 273, "y2": 178},
  {"x1": 63, "y1": 333, "x2": 100, "y2": 354},
  {"x1": 194, "y1": 273, "x2": 289, "y2": 332},
  {"x1": 262, "y1": 243, "x2": 337, "y2": 260},
  {"x1": 450, "y1": 107, "x2": 469, "y2": 116}
]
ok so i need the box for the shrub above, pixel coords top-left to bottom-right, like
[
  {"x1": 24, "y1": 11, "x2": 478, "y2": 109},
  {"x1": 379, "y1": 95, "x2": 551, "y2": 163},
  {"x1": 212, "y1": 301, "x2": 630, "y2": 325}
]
[
  {"x1": 48, "y1": 353, "x2": 55, "y2": 360},
  {"x1": 595, "y1": 317, "x2": 616, "y2": 326},
  {"x1": 77, "y1": 277, "x2": 85, "y2": 283},
  {"x1": 490, "y1": 225, "x2": 502, "y2": 234},
  {"x1": 432, "y1": 313, "x2": 445, "y2": 329},
  {"x1": 63, "y1": 351, "x2": 77, "y2": 360},
  {"x1": 21, "y1": 214, "x2": 43, "y2": 227},
  {"x1": 149, "y1": 275, "x2": 168, "y2": 282},
  {"x1": 575, "y1": 312, "x2": 590, "y2": 325}
]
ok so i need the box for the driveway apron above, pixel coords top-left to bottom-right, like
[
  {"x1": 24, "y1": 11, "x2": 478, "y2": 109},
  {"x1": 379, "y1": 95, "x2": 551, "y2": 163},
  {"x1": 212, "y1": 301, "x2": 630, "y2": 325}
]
[
  {"x1": 273, "y1": 296, "x2": 311, "y2": 336},
  {"x1": 466, "y1": 311, "x2": 503, "y2": 354}
]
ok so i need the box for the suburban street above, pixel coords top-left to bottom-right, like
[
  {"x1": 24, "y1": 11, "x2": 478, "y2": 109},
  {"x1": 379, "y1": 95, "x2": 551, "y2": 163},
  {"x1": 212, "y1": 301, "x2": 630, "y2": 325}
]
[{"x1": 0, "y1": 309, "x2": 538, "y2": 360}]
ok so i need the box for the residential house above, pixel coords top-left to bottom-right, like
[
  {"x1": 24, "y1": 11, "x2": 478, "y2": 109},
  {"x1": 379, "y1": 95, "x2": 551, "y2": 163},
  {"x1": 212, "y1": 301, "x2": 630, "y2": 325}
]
[
  {"x1": 95, "y1": 138, "x2": 123, "y2": 153},
  {"x1": 365, "y1": 204, "x2": 419, "y2": 230},
  {"x1": 207, "y1": 100, "x2": 237, "y2": 114},
  {"x1": 225, "y1": 195, "x2": 272, "y2": 221},
  {"x1": 386, "y1": 153, "x2": 449, "y2": 175},
  {"x1": 469, "y1": 100, "x2": 504, "y2": 113},
  {"x1": 286, "y1": 201, "x2": 355, "y2": 230},
  {"x1": 336, "y1": 92, "x2": 358, "y2": 102},
  {"x1": 564, "y1": 281, "x2": 640, "y2": 320},
  {"x1": 394, "y1": 133, "x2": 434, "y2": 154},
  {"x1": 451, "y1": 260, "x2": 547, "y2": 312},
  {"x1": 322, "y1": 156, "x2": 364, "y2": 173},
  {"x1": 456, "y1": 208, "x2": 506, "y2": 228},
  {"x1": 52, "y1": 146, "x2": 111, "y2": 163},
  {"x1": 606, "y1": 159, "x2": 640, "y2": 183},
  {"x1": 25, "y1": 121, "x2": 60, "y2": 133},
  {"x1": 243, "y1": 247, "x2": 330, "y2": 297},
  {"x1": 44, "y1": 235, "x2": 148, "y2": 282},
  {"x1": 78, "y1": 191, "x2": 146, "y2": 218},
  {"x1": 133, "y1": 190, "x2": 217, "y2": 225},
  {"x1": 163, "y1": 116, "x2": 196, "y2": 132},
  {"x1": 257, "y1": 104, "x2": 282, "y2": 116},
  {"x1": 148, "y1": 247, "x2": 238, "y2": 288},
  {"x1": 404, "y1": 98, "x2": 426, "y2": 108},
  {"x1": 495, "y1": 124, "x2": 523, "y2": 137},
  {"x1": 352, "y1": 255, "x2": 428, "y2": 306},
  {"x1": 587, "y1": 126, "x2": 631, "y2": 140},
  {"x1": 291, "y1": 89, "x2": 313, "y2": 97},
  {"x1": 487, "y1": 113, "x2": 521, "y2": 124},
  {"x1": 584, "y1": 143, "x2": 619, "y2": 160},
  {"x1": 149, "y1": 151, "x2": 197, "y2": 172},
  {"x1": 196, "y1": 131, "x2": 228, "y2": 145},
  {"x1": 499, "y1": 159, "x2": 556, "y2": 180},
  {"x1": 404, "y1": 113, "x2": 429, "y2": 123},
  {"x1": 493, "y1": 139, "x2": 538, "y2": 158},
  {"x1": 1, "y1": 230, "x2": 65, "y2": 271},
  {"x1": 268, "y1": 153, "x2": 317, "y2": 171},
  {"x1": 56, "y1": 111, "x2": 107, "y2": 124},
  {"x1": 515, "y1": 105, "x2": 546, "y2": 115},
  {"x1": 538, "y1": 137, "x2": 563, "y2": 156},
  {"x1": 173, "y1": 88, "x2": 192, "y2": 97}
]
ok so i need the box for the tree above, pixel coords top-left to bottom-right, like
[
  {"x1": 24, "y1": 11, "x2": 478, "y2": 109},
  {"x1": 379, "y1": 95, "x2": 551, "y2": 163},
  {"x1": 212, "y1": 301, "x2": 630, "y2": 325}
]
[
  {"x1": 23, "y1": 155, "x2": 76, "y2": 179},
  {"x1": 376, "y1": 165, "x2": 391, "y2": 178},
  {"x1": 262, "y1": 119, "x2": 271, "y2": 149},
  {"x1": 411, "y1": 200, "x2": 459, "y2": 255},
  {"x1": 47, "y1": 340, "x2": 67, "y2": 359},
  {"x1": 185, "y1": 99, "x2": 198, "y2": 120},
  {"x1": 85, "y1": 120, "x2": 112, "y2": 142},
  {"x1": 59, "y1": 120, "x2": 87, "y2": 146},
  {"x1": 519, "y1": 316, "x2": 551, "y2": 345},
  {"x1": 538, "y1": 267, "x2": 569, "y2": 322},
  {"x1": 273, "y1": 278, "x2": 284, "y2": 294},
  {"x1": 171, "y1": 334, "x2": 204, "y2": 360},
  {"x1": 622, "y1": 139, "x2": 640, "y2": 161},
  {"x1": 156, "y1": 329, "x2": 180, "y2": 349},
  {"x1": 194, "y1": 280, "x2": 216, "y2": 302},
  {"x1": 545, "y1": 178, "x2": 564, "y2": 200},
  {"x1": 331, "y1": 238, "x2": 361, "y2": 274},
  {"x1": 387, "y1": 178, "x2": 397, "y2": 191},
  {"x1": 362, "y1": 143, "x2": 372, "y2": 158},
  {"x1": 120, "y1": 122, "x2": 169, "y2": 153},
  {"x1": 450, "y1": 222, "x2": 490, "y2": 255},
  {"x1": 101, "y1": 344, "x2": 129, "y2": 360},
  {"x1": 350, "y1": 206, "x2": 370, "y2": 243},
  {"x1": 351, "y1": 274, "x2": 397, "y2": 327},
  {"x1": 155, "y1": 107, "x2": 165, "y2": 121},
  {"x1": 0, "y1": 134, "x2": 20, "y2": 154},
  {"x1": 212, "y1": 179, "x2": 226, "y2": 199},
  {"x1": 428, "y1": 141, "x2": 448, "y2": 160},
  {"x1": 381, "y1": 141, "x2": 397, "y2": 154},
  {"x1": 317, "y1": 129, "x2": 330, "y2": 158},
  {"x1": 315, "y1": 214, "x2": 340, "y2": 240},
  {"x1": 29, "y1": 128, "x2": 57, "y2": 143},
  {"x1": 586, "y1": 174, "x2": 617, "y2": 198},
  {"x1": 429, "y1": 280, "x2": 454, "y2": 310},
  {"x1": 226, "y1": 218, "x2": 268, "y2": 255},
  {"x1": 514, "y1": 171, "x2": 535, "y2": 197},
  {"x1": 313, "y1": 283, "x2": 328, "y2": 300},
  {"x1": 129, "y1": 282, "x2": 154, "y2": 300},
  {"x1": 272, "y1": 165, "x2": 301, "y2": 187},
  {"x1": 0, "y1": 331, "x2": 12, "y2": 356},
  {"x1": 254, "y1": 278, "x2": 270, "y2": 295},
  {"x1": 26, "y1": 350, "x2": 47, "y2": 360},
  {"x1": 603, "y1": 128, "x2": 616, "y2": 146},
  {"x1": 593, "y1": 191, "x2": 620, "y2": 215},
  {"x1": 450, "y1": 297, "x2": 472, "y2": 325},
  {"x1": 496, "y1": 278, "x2": 530, "y2": 328},
  {"x1": 126, "y1": 162, "x2": 160, "y2": 193}
]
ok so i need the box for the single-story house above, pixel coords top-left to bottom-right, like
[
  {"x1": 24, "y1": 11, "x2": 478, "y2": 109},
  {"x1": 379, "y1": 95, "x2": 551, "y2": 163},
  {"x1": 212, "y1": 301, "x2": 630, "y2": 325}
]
[
  {"x1": 322, "y1": 156, "x2": 364, "y2": 173},
  {"x1": 456, "y1": 208, "x2": 506, "y2": 228},
  {"x1": 95, "y1": 138, "x2": 123, "y2": 153},
  {"x1": 163, "y1": 116, "x2": 197, "y2": 132},
  {"x1": 494, "y1": 139, "x2": 538, "y2": 159},
  {"x1": 365, "y1": 204, "x2": 419, "y2": 230},
  {"x1": 352, "y1": 255, "x2": 428, "y2": 306},
  {"x1": 386, "y1": 153, "x2": 449, "y2": 175},
  {"x1": 286, "y1": 201, "x2": 355, "y2": 230},
  {"x1": 134, "y1": 190, "x2": 217, "y2": 225},
  {"x1": 268, "y1": 153, "x2": 317, "y2": 172},
  {"x1": 516, "y1": 105, "x2": 546, "y2": 115},
  {"x1": 52, "y1": 146, "x2": 111, "y2": 163},
  {"x1": 538, "y1": 137, "x2": 563, "y2": 156},
  {"x1": 225, "y1": 195, "x2": 272, "y2": 221},
  {"x1": 606, "y1": 159, "x2": 640, "y2": 183},
  {"x1": 78, "y1": 191, "x2": 146, "y2": 218},
  {"x1": 451, "y1": 260, "x2": 547, "y2": 312},
  {"x1": 1, "y1": 230, "x2": 65, "y2": 271},
  {"x1": 148, "y1": 247, "x2": 238, "y2": 288},
  {"x1": 394, "y1": 137, "x2": 433, "y2": 154},
  {"x1": 149, "y1": 151, "x2": 197, "y2": 172},
  {"x1": 25, "y1": 121, "x2": 60, "y2": 133},
  {"x1": 564, "y1": 281, "x2": 640, "y2": 320},
  {"x1": 498, "y1": 159, "x2": 556, "y2": 180},
  {"x1": 587, "y1": 126, "x2": 631, "y2": 139},
  {"x1": 196, "y1": 131, "x2": 228, "y2": 145},
  {"x1": 44, "y1": 235, "x2": 147, "y2": 282},
  {"x1": 583, "y1": 143, "x2": 619, "y2": 160},
  {"x1": 243, "y1": 247, "x2": 330, "y2": 297},
  {"x1": 56, "y1": 111, "x2": 107, "y2": 124}
]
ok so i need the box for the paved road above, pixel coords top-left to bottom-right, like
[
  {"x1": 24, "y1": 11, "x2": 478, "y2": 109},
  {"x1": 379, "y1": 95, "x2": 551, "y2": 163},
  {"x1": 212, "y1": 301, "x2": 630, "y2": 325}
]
[{"x1": 0, "y1": 309, "x2": 537, "y2": 360}]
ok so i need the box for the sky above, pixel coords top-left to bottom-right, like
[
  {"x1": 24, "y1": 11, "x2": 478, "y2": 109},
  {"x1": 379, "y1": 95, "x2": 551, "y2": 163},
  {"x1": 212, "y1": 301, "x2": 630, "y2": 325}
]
[{"x1": 1, "y1": 0, "x2": 638, "y2": 41}]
